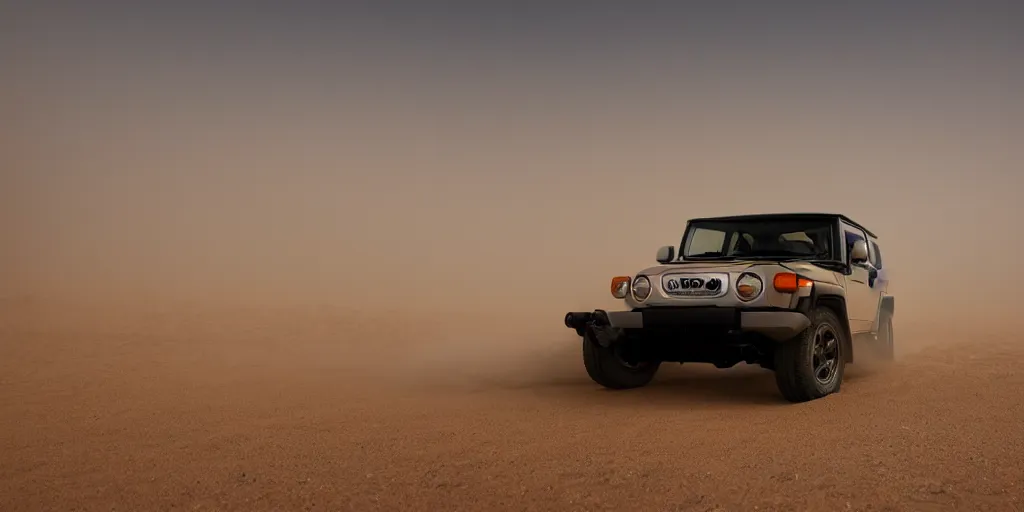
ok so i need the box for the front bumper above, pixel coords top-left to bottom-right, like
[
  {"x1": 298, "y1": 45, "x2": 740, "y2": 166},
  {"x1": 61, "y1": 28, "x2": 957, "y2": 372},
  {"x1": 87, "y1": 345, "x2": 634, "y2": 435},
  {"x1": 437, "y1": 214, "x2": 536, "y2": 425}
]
[{"x1": 564, "y1": 307, "x2": 810, "y2": 344}]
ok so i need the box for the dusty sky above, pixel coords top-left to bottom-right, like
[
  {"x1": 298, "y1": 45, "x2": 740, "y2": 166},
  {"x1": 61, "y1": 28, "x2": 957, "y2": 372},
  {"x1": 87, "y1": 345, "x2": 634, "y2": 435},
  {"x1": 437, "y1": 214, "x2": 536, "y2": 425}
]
[{"x1": 3, "y1": 2, "x2": 1023, "y2": 332}]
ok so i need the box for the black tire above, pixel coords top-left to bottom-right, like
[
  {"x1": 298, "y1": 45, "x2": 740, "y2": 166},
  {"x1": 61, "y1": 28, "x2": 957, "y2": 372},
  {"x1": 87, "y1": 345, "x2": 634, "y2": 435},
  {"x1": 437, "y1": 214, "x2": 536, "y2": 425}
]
[
  {"x1": 582, "y1": 330, "x2": 660, "y2": 390},
  {"x1": 877, "y1": 313, "x2": 895, "y2": 361},
  {"x1": 773, "y1": 307, "x2": 847, "y2": 403}
]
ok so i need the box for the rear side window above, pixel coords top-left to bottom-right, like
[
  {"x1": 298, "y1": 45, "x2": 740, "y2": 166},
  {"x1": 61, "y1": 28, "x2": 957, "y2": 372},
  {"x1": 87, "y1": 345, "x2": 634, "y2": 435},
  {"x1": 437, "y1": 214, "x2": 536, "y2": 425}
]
[{"x1": 870, "y1": 241, "x2": 883, "y2": 269}]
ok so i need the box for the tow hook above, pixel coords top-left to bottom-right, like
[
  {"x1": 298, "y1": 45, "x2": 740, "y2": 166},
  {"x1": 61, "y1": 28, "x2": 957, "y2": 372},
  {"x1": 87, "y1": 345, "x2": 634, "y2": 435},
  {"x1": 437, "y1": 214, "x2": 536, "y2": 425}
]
[
  {"x1": 563, "y1": 309, "x2": 624, "y2": 348},
  {"x1": 586, "y1": 324, "x2": 623, "y2": 348}
]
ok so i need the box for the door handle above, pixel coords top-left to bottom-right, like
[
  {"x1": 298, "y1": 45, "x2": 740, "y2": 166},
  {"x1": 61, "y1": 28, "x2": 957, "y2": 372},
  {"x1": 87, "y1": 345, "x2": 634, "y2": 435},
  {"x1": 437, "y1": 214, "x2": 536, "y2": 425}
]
[{"x1": 850, "y1": 265, "x2": 868, "y2": 284}]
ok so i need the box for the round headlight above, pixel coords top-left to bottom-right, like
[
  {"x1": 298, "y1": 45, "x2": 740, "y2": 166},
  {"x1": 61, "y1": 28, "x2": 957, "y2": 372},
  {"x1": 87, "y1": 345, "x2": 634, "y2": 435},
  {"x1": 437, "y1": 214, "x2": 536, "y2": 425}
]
[
  {"x1": 631, "y1": 275, "x2": 652, "y2": 301},
  {"x1": 735, "y1": 272, "x2": 763, "y2": 301}
]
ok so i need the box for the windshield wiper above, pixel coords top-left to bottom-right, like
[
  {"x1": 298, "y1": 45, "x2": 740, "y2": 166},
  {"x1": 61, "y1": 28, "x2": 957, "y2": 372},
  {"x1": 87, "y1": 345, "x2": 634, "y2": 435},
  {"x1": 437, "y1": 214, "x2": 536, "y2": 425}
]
[
  {"x1": 684, "y1": 253, "x2": 737, "y2": 259},
  {"x1": 779, "y1": 258, "x2": 846, "y2": 270},
  {"x1": 726, "y1": 254, "x2": 804, "y2": 260}
]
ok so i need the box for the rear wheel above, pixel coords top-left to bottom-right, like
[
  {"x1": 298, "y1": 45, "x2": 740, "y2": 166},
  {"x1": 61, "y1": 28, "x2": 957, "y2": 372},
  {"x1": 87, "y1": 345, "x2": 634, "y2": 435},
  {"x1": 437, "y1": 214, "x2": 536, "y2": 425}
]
[
  {"x1": 582, "y1": 330, "x2": 660, "y2": 389},
  {"x1": 773, "y1": 307, "x2": 847, "y2": 403}
]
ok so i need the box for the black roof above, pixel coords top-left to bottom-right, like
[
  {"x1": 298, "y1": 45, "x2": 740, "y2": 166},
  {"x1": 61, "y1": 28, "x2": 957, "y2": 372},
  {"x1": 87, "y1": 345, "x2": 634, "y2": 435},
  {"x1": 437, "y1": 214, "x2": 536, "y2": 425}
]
[{"x1": 687, "y1": 212, "x2": 877, "y2": 238}]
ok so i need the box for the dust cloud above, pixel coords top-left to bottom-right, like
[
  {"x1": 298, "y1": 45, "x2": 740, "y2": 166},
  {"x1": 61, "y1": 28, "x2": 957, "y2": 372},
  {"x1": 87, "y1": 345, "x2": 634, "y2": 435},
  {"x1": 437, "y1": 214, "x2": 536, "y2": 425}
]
[
  {"x1": 3, "y1": 84, "x2": 1022, "y2": 385},
  {"x1": 3, "y1": 92, "x2": 1023, "y2": 388},
  {"x1": 4, "y1": 8, "x2": 1023, "y2": 378},
  {"x1": 2, "y1": 150, "x2": 1020, "y2": 393}
]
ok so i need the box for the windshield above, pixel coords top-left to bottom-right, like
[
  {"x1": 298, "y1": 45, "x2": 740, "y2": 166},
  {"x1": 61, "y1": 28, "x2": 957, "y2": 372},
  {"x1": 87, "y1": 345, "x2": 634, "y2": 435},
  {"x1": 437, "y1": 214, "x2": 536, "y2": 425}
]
[{"x1": 682, "y1": 218, "x2": 836, "y2": 260}]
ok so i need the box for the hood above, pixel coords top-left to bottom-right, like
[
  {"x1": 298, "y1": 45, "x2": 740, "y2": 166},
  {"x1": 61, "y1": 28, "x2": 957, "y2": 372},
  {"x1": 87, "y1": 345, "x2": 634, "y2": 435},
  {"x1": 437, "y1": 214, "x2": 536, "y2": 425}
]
[{"x1": 637, "y1": 259, "x2": 763, "y2": 276}]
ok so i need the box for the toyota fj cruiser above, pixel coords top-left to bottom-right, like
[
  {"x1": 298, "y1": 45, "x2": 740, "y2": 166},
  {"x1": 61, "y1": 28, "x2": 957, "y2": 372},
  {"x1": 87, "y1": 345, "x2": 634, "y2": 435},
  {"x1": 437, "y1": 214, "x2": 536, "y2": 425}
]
[{"x1": 564, "y1": 213, "x2": 894, "y2": 403}]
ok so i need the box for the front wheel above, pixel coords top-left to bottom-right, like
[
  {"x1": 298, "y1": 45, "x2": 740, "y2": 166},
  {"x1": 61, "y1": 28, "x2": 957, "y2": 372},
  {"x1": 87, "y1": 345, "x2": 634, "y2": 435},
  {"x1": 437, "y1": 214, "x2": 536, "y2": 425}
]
[
  {"x1": 773, "y1": 308, "x2": 847, "y2": 403},
  {"x1": 582, "y1": 330, "x2": 660, "y2": 390}
]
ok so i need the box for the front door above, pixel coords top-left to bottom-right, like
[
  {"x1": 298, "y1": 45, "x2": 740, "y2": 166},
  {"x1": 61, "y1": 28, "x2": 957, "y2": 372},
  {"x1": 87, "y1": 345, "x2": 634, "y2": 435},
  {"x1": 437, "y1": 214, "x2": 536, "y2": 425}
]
[
  {"x1": 866, "y1": 239, "x2": 888, "y2": 332},
  {"x1": 842, "y1": 227, "x2": 878, "y2": 333}
]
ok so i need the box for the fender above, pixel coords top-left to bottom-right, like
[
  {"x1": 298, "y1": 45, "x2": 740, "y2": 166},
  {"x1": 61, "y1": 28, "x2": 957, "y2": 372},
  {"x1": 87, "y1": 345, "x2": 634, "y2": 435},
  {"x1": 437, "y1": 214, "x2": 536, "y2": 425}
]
[
  {"x1": 810, "y1": 282, "x2": 855, "y2": 364},
  {"x1": 870, "y1": 294, "x2": 895, "y2": 333},
  {"x1": 880, "y1": 295, "x2": 894, "y2": 316}
]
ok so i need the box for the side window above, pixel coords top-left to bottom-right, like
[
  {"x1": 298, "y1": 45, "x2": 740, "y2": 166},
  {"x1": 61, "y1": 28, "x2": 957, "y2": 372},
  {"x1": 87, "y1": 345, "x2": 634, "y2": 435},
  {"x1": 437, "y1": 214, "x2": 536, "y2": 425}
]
[
  {"x1": 686, "y1": 228, "x2": 727, "y2": 255},
  {"x1": 870, "y1": 241, "x2": 883, "y2": 269},
  {"x1": 843, "y1": 229, "x2": 865, "y2": 262}
]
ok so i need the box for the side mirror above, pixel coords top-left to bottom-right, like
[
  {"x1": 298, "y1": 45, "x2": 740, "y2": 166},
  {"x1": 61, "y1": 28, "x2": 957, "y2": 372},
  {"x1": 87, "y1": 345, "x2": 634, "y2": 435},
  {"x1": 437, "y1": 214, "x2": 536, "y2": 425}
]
[
  {"x1": 849, "y1": 240, "x2": 869, "y2": 265},
  {"x1": 656, "y1": 245, "x2": 676, "y2": 264}
]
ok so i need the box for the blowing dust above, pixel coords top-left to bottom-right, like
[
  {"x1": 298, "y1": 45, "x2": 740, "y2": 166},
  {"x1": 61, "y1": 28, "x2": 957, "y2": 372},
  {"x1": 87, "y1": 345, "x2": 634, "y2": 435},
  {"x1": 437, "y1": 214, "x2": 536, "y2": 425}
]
[
  {"x1": 0, "y1": 252, "x2": 1017, "y2": 398},
  {"x1": 3, "y1": 148, "x2": 1023, "y2": 393},
  {"x1": 3, "y1": 147, "x2": 1021, "y2": 394},
  {"x1": 4, "y1": 20, "x2": 1023, "y2": 391}
]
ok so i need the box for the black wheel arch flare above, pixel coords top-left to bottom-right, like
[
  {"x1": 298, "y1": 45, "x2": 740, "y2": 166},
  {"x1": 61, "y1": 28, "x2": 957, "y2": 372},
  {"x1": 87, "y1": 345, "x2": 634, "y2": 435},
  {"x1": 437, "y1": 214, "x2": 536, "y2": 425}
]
[{"x1": 806, "y1": 281, "x2": 855, "y2": 364}]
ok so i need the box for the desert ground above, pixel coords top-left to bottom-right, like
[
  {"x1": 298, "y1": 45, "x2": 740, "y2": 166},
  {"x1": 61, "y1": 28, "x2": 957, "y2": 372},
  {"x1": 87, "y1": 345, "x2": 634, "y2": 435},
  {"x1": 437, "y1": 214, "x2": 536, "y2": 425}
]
[{"x1": 2, "y1": 296, "x2": 1023, "y2": 512}]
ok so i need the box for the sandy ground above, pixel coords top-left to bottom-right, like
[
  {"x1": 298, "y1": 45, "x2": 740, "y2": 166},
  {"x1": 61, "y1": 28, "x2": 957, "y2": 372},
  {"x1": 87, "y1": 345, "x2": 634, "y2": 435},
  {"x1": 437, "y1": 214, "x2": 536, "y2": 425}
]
[{"x1": 2, "y1": 298, "x2": 1023, "y2": 512}]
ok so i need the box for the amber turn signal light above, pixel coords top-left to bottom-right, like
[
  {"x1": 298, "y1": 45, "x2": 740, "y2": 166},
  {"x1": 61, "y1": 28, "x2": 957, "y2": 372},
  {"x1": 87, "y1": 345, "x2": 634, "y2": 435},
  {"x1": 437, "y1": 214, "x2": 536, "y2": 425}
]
[
  {"x1": 773, "y1": 272, "x2": 813, "y2": 293},
  {"x1": 610, "y1": 276, "x2": 631, "y2": 299}
]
